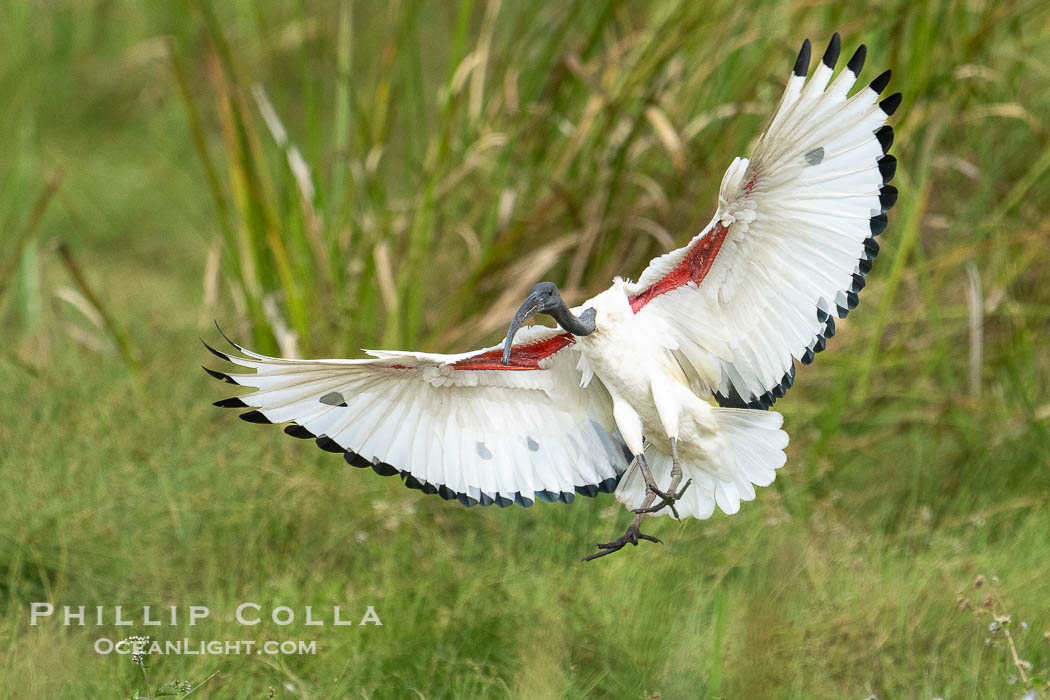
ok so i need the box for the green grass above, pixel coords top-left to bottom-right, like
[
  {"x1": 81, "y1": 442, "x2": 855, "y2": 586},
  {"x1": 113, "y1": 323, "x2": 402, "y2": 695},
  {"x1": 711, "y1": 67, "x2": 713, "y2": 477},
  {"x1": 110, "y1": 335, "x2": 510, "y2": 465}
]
[{"x1": 2, "y1": 0, "x2": 1050, "y2": 697}]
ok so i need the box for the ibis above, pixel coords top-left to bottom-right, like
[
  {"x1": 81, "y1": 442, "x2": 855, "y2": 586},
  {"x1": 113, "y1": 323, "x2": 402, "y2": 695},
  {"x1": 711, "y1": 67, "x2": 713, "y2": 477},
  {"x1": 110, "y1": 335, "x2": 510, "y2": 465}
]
[{"x1": 205, "y1": 34, "x2": 899, "y2": 560}]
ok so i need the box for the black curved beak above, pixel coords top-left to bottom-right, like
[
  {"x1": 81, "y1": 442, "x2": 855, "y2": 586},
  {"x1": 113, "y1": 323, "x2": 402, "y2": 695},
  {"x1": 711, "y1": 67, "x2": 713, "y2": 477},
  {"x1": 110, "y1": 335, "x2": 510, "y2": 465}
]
[{"x1": 502, "y1": 290, "x2": 545, "y2": 365}]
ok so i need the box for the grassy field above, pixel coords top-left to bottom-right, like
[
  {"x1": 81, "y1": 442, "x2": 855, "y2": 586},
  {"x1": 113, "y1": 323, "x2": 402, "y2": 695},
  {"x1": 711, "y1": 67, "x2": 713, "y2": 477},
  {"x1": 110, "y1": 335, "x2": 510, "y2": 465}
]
[{"x1": 2, "y1": 0, "x2": 1050, "y2": 697}]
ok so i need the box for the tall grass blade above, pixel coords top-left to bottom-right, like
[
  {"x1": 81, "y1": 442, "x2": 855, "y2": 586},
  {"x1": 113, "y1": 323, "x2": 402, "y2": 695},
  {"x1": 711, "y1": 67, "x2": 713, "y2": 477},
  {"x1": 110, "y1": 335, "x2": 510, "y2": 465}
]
[
  {"x1": 966, "y1": 261, "x2": 983, "y2": 397},
  {"x1": 332, "y1": 0, "x2": 354, "y2": 225},
  {"x1": 0, "y1": 169, "x2": 62, "y2": 300},
  {"x1": 56, "y1": 241, "x2": 138, "y2": 369}
]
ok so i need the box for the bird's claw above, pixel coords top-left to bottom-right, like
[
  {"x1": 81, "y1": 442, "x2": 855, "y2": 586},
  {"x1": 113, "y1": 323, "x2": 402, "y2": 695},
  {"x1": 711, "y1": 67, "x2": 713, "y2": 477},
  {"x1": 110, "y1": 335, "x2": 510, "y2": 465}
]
[
  {"x1": 632, "y1": 479, "x2": 693, "y2": 519},
  {"x1": 581, "y1": 522, "x2": 662, "y2": 562}
]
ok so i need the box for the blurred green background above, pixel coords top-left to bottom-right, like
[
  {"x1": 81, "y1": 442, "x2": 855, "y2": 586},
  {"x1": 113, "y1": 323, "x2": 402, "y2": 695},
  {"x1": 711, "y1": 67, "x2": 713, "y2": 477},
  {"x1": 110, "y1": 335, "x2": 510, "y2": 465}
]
[{"x1": 2, "y1": 0, "x2": 1049, "y2": 697}]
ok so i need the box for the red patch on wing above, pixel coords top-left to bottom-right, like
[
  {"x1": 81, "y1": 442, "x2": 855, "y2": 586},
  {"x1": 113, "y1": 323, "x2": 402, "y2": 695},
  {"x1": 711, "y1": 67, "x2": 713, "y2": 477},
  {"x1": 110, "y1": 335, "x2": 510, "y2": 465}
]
[
  {"x1": 451, "y1": 332, "x2": 575, "y2": 371},
  {"x1": 628, "y1": 222, "x2": 729, "y2": 313}
]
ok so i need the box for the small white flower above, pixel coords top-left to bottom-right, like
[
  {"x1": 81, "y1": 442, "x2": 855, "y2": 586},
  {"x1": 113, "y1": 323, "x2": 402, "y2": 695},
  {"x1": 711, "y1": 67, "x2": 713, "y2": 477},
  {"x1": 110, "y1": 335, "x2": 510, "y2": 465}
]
[{"x1": 122, "y1": 635, "x2": 151, "y2": 666}]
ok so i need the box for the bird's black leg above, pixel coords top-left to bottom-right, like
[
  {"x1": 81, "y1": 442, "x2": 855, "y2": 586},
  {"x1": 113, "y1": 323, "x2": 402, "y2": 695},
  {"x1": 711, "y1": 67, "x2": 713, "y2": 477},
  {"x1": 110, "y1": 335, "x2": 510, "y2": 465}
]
[
  {"x1": 632, "y1": 438, "x2": 692, "y2": 518},
  {"x1": 635, "y1": 452, "x2": 676, "y2": 500},
  {"x1": 631, "y1": 480, "x2": 692, "y2": 518},
  {"x1": 634, "y1": 452, "x2": 659, "y2": 491},
  {"x1": 582, "y1": 456, "x2": 663, "y2": 562},
  {"x1": 582, "y1": 508, "x2": 662, "y2": 562},
  {"x1": 670, "y1": 437, "x2": 682, "y2": 485}
]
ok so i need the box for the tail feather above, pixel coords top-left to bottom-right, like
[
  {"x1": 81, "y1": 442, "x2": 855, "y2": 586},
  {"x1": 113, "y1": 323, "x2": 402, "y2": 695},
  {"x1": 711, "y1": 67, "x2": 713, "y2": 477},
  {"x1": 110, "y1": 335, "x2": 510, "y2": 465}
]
[{"x1": 614, "y1": 408, "x2": 788, "y2": 519}]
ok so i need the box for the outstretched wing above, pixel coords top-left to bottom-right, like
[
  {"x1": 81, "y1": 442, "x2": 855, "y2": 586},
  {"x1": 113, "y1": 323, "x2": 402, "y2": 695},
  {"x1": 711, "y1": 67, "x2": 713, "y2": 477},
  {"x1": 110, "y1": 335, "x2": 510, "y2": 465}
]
[
  {"x1": 626, "y1": 34, "x2": 899, "y2": 408},
  {"x1": 204, "y1": 325, "x2": 629, "y2": 507}
]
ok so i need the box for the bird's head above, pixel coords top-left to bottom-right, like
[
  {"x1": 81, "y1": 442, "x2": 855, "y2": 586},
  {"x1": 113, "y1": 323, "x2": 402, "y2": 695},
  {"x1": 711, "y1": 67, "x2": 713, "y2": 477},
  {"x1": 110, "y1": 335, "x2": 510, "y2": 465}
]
[{"x1": 502, "y1": 282, "x2": 596, "y2": 365}]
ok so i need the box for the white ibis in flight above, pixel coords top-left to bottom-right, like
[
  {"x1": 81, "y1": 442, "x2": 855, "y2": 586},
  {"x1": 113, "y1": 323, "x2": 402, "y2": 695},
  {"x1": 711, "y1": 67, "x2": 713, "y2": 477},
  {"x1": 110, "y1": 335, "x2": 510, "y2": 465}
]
[{"x1": 205, "y1": 34, "x2": 899, "y2": 560}]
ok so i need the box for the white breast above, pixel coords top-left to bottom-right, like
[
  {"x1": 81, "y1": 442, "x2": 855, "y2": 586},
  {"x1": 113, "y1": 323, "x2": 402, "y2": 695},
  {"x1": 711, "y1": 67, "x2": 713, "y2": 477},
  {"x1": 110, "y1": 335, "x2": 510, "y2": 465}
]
[
  {"x1": 574, "y1": 289, "x2": 677, "y2": 425},
  {"x1": 574, "y1": 285, "x2": 697, "y2": 397}
]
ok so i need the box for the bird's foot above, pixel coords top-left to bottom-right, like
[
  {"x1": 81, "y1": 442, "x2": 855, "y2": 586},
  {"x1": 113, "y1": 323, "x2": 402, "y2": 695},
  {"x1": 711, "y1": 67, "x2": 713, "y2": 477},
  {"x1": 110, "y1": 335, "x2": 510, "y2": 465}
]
[
  {"x1": 581, "y1": 521, "x2": 662, "y2": 562},
  {"x1": 632, "y1": 479, "x2": 693, "y2": 519}
]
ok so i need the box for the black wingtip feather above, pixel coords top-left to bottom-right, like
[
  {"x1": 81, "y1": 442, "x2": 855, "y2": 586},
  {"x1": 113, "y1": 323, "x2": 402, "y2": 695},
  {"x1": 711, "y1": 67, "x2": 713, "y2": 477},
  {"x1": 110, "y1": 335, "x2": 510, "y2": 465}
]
[
  {"x1": 371, "y1": 461, "x2": 399, "y2": 477},
  {"x1": 714, "y1": 385, "x2": 760, "y2": 410},
  {"x1": 880, "y1": 92, "x2": 902, "y2": 116},
  {"x1": 213, "y1": 397, "x2": 248, "y2": 408},
  {"x1": 344, "y1": 451, "x2": 371, "y2": 469},
  {"x1": 201, "y1": 340, "x2": 231, "y2": 362},
  {"x1": 315, "y1": 435, "x2": 345, "y2": 454},
  {"x1": 213, "y1": 321, "x2": 245, "y2": 352},
  {"x1": 715, "y1": 363, "x2": 798, "y2": 410},
  {"x1": 875, "y1": 125, "x2": 894, "y2": 154},
  {"x1": 878, "y1": 155, "x2": 898, "y2": 183},
  {"x1": 821, "y1": 33, "x2": 841, "y2": 69},
  {"x1": 870, "y1": 213, "x2": 888, "y2": 236},
  {"x1": 458, "y1": 493, "x2": 479, "y2": 508},
  {"x1": 847, "y1": 44, "x2": 866, "y2": 75},
  {"x1": 794, "y1": 39, "x2": 811, "y2": 77},
  {"x1": 869, "y1": 69, "x2": 891, "y2": 94},
  {"x1": 575, "y1": 484, "x2": 599, "y2": 498},
  {"x1": 239, "y1": 410, "x2": 271, "y2": 424},
  {"x1": 284, "y1": 424, "x2": 314, "y2": 439},
  {"x1": 203, "y1": 366, "x2": 237, "y2": 384},
  {"x1": 879, "y1": 185, "x2": 898, "y2": 212}
]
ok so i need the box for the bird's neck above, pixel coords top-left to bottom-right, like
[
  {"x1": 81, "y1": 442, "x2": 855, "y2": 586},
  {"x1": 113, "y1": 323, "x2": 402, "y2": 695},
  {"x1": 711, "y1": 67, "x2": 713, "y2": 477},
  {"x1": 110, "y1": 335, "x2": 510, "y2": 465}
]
[{"x1": 552, "y1": 304, "x2": 596, "y2": 336}]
